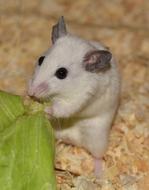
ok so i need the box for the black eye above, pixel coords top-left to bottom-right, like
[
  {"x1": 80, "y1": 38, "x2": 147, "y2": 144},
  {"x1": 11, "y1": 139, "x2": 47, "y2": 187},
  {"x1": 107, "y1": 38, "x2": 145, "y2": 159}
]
[
  {"x1": 38, "y1": 56, "x2": 45, "y2": 66},
  {"x1": 55, "y1": 67, "x2": 68, "y2": 79}
]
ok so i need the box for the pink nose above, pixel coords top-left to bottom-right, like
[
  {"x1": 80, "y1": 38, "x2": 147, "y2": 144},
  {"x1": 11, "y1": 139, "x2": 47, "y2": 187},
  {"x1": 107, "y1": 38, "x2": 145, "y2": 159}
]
[{"x1": 28, "y1": 82, "x2": 49, "y2": 98}]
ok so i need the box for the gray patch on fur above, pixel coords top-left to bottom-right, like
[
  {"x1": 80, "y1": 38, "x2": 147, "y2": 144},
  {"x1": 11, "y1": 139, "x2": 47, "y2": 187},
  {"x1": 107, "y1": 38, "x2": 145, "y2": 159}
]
[
  {"x1": 84, "y1": 50, "x2": 112, "y2": 73},
  {"x1": 51, "y1": 16, "x2": 67, "y2": 44}
]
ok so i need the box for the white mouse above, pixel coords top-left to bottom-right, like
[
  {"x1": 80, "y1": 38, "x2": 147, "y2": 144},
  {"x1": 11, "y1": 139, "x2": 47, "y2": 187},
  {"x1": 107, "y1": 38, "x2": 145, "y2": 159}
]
[{"x1": 28, "y1": 16, "x2": 120, "y2": 160}]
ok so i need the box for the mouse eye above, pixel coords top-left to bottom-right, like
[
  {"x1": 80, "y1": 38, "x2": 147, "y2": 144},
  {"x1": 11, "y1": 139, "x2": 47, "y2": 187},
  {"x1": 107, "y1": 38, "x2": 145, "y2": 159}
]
[
  {"x1": 38, "y1": 56, "x2": 45, "y2": 66},
  {"x1": 55, "y1": 67, "x2": 68, "y2": 79}
]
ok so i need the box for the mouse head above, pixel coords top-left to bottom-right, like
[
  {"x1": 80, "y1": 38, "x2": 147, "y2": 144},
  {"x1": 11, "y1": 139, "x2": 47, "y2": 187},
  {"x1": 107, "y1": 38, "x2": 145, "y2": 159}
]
[{"x1": 28, "y1": 17, "x2": 112, "y2": 101}]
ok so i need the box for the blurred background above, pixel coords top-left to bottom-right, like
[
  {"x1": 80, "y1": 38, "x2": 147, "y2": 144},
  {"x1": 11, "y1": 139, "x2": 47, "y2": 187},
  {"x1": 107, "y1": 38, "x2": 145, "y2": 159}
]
[{"x1": 0, "y1": 0, "x2": 148, "y2": 189}]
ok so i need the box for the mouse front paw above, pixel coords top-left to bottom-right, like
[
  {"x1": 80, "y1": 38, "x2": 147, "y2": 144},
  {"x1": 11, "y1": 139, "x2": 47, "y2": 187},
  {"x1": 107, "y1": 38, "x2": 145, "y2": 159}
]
[
  {"x1": 50, "y1": 101, "x2": 71, "y2": 118},
  {"x1": 45, "y1": 100, "x2": 72, "y2": 118},
  {"x1": 45, "y1": 104, "x2": 64, "y2": 118}
]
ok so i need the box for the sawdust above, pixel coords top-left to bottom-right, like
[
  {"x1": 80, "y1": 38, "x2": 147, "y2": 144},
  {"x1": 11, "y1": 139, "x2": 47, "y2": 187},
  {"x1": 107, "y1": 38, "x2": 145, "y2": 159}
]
[{"x1": 0, "y1": 0, "x2": 148, "y2": 189}]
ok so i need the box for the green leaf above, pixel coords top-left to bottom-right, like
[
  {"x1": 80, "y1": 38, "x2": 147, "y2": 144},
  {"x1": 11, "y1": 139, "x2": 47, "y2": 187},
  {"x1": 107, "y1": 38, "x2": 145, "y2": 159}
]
[
  {"x1": 0, "y1": 91, "x2": 25, "y2": 132},
  {"x1": 0, "y1": 113, "x2": 56, "y2": 190},
  {"x1": 0, "y1": 91, "x2": 56, "y2": 189}
]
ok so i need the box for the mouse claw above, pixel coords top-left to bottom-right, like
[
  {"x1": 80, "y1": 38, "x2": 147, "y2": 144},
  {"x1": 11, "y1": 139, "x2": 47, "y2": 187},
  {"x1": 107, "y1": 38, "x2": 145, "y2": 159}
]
[{"x1": 44, "y1": 107, "x2": 53, "y2": 118}]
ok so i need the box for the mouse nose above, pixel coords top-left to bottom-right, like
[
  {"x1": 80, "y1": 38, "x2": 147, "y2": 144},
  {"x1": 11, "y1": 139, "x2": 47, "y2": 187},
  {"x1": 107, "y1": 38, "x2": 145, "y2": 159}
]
[{"x1": 28, "y1": 82, "x2": 49, "y2": 98}]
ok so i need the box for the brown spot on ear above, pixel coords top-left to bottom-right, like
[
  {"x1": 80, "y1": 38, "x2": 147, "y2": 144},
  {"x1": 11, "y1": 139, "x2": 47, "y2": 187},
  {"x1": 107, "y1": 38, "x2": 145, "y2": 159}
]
[{"x1": 83, "y1": 50, "x2": 112, "y2": 73}]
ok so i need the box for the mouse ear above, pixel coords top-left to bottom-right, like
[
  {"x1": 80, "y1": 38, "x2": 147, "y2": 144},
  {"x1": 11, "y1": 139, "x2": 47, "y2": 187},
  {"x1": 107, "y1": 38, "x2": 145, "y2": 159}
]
[
  {"x1": 51, "y1": 16, "x2": 67, "y2": 44},
  {"x1": 83, "y1": 50, "x2": 112, "y2": 73}
]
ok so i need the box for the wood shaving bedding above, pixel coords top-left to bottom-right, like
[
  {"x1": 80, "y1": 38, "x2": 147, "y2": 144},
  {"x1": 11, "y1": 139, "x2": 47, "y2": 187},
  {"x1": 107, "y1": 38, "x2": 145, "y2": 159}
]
[{"x1": 0, "y1": 0, "x2": 148, "y2": 189}]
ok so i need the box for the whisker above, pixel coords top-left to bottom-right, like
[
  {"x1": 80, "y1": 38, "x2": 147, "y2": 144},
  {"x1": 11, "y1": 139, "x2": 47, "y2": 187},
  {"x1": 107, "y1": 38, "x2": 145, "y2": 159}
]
[
  {"x1": 37, "y1": 88, "x2": 46, "y2": 95},
  {"x1": 38, "y1": 89, "x2": 49, "y2": 97}
]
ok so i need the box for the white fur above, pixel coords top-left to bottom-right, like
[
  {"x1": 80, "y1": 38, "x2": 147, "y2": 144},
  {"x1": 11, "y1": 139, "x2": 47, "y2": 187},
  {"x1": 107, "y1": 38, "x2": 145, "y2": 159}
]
[{"x1": 28, "y1": 34, "x2": 121, "y2": 158}]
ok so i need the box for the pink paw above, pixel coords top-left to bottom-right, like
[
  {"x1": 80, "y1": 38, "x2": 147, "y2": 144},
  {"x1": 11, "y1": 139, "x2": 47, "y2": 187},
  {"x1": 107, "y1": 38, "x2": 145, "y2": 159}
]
[{"x1": 94, "y1": 158, "x2": 103, "y2": 178}]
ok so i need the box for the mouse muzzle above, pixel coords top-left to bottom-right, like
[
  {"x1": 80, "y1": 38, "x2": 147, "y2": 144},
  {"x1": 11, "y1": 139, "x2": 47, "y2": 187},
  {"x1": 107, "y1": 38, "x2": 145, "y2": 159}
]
[{"x1": 28, "y1": 81, "x2": 49, "y2": 99}]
